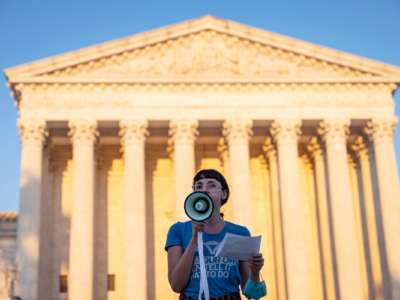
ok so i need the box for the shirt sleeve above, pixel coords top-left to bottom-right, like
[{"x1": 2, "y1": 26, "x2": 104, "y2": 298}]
[
  {"x1": 165, "y1": 222, "x2": 183, "y2": 251},
  {"x1": 243, "y1": 226, "x2": 251, "y2": 237}
]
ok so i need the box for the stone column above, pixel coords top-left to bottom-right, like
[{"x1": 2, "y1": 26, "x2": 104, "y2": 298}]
[
  {"x1": 301, "y1": 154, "x2": 324, "y2": 300},
  {"x1": 307, "y1": 137, "x2": 336, "y2": 300},
  {"x1": 263, "y1": 137, "x2": 287, "y2": 300},
  {"x1": 217, "y1": 138, "x2": 233, "y2": 220},
  {"x1": 68, "y1": 120, "x2": 97, "y2": 300},
  {"x1": 168, "y1": 119, "x2": 198, "y2": 221},
  {"x1": 119, "y1": 120, "x2": 148, "y2": 300},
  {"x1": 270, "y1": 119, "x2": 310, "y2": 300},
  {"x1": 347, "y1": 154, "x2": 369, "y2": 298},
  {"x1": 15, "y1": 119, "x2": 47, "y2": 300},
  {"x1": 38, "y1": 144, "x2": 54, "y2": 300},
  {"x1": 366, "y1": 117, "x2": 400, "y2": 299},
  {"x1": 351, "y1": 136, "x2": 384, "y2": 299},
  {"x1": 50, "y1": 155, "x2": 65, "y2": 300},
  {"x1": 222, "y1": 118, "x2": 252, "y2": 226},
  {"x1": 318, "y1": 119, "x2": 363, "y2": 300},
  {"x1": 93, "y1": 146, "x2": 107, "y2": 300}
]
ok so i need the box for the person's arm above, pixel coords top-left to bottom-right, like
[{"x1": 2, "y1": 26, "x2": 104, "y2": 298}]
[{"x1": 167, "y1": 222, "x2": 204, "y2": 293}]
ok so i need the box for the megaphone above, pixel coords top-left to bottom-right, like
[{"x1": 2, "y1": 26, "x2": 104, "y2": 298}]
[{"x1": 184, "y1": 191, "x2": 214, "y2": 222}]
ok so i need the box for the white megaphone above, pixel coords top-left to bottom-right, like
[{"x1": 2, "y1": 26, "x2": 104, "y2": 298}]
[
  {"x1": 184, "y1": 191, "x2": 214, "y2": 222},
  {"x1": 184, "y1": 191, "x2": 214, "y2": 300}
]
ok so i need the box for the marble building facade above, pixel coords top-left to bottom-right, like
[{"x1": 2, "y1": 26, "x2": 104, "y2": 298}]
[{"x1": 1, "y1": 16, "x2": 400, "y2": 300}]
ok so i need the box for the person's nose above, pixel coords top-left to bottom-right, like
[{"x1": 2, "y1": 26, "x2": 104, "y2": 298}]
[{"x1": 198, "y1": 186, "x2": 208, "y2": 192}]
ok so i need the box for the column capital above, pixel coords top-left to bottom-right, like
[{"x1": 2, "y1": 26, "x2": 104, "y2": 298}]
[
  {"x1": 270, "y1": 119, "x2": 301, "y2": 143},
  {"x1": 306, "y1": 136, "x2": 323, "y2": 158},
  {"x1": 262, "y1": 137, "x2": 276, "y2": 158},
  {"x1": 17, "y1": 118, "x2": 48, "y2": 146},
  {"x1": 217, "y1": 137, "x2": 227, "y2": 154},
  {"x1": 43, "y1": 142, "x2": 57, "y2": 173},
  {"x1": 222, "y1": 118, "x2": 253, "y2": 144},
  {"x1": 350, "y1": 136, "x2": 369, "y2": 159},
  {"x1": 168, "y1": 119, "x2": 198, "y2": 144},
  {"x1": 301, "y1": 154, "x2": 313, "y2": 168},
  {"x1": 95, "y1": 144, "x2": 105, "y2": 169},
  {"x1": 68, "y1": 119, "x2": 98, "y2": 144},
  {"x1": 119, "y1": 119, "x2": 149, "y2": 145},
  {"x1": 365, "y1": 117, "x2": 397, "y2": 144},
  {"x1": 217, "y1": 137, "x2": 228, "y2": 159},
  {"x1": 347, "y1": 154, "x2": 357, "y2": 168},
  {"x1": 318, "y1": 118, "x2": 350, "y2": 142}
]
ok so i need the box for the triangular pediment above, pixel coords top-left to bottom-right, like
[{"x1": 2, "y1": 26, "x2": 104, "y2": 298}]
[{"x1": 5, "y1": 16, "x2": 400, "y2": 82}]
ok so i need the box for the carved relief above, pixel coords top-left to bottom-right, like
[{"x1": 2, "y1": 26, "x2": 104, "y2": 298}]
[
  {"x1": 0, "y1": 249, "x2": 17, "y2": 299},
  {"x1": 42, "y1": 30, "x2": 371, "y2": 79}
]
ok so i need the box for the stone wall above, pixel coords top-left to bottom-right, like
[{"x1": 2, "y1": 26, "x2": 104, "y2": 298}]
[{"x1": 0, "y1": 213, "x2": 17, "y2": 300}]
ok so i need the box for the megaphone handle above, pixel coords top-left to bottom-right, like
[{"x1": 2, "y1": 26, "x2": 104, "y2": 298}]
[{"x1": 197, "y1": 232, "x2": 210, "y2": 300}]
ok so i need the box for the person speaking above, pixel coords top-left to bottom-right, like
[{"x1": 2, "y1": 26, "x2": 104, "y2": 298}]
[{"x1": 165, "y1": 169, "x2": 266, "y2": 300}]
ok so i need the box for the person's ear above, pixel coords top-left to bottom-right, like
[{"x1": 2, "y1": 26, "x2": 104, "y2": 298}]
[{"x1": 221, "y1": 190, "x2": 227, "y2": 201}]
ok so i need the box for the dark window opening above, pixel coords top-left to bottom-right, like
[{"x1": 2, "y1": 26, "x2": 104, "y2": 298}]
[
  {"x1": 60, "y1": 275, "x2": 68, "y2": 293},
  {"x1": 107, "y1": 274, "x2": 116, "y2": 291}
]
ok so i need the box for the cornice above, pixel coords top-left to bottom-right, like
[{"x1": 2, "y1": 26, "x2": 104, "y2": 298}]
[
  {"x1": 0, "y1": 212, "x2": 18, "y2": 222},
  {"x1": 9, "y1": 76, "x2": 400, "y2": 84},
  {"x1": 12, "y1": 81, "x2": 398, "y2": 99},
  {"x1": 5, "y1": 15, "x2": 400, "y2": 80}
]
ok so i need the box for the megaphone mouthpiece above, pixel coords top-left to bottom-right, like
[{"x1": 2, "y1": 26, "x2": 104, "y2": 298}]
[{"x1": 184, "y1": 192, "x2": 214, "y2": 222}]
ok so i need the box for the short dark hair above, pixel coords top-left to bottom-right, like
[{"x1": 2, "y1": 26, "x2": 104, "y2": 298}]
[{"x1": 193, "y1": 169, "x2": 230, "y2": 206}]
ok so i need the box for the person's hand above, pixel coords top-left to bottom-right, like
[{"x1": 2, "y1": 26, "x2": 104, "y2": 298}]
[
  {"x1": 249, "y1": 253, "x2": 264, "y2": 277},
  {"x1": 191, "y1": 221, "x2": 205, "y2": 242}
]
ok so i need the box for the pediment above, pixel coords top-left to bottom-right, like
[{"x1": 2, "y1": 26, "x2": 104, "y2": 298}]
[
  {"x1": 5, "y1": 16, "x2": 400, "y2": 82},
  {"x1": 39, "y1": 30, "x2": 374, "y2": 79}
]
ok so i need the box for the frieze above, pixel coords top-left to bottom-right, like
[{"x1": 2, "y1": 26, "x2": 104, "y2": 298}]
[{"x1": 15, "y1": 82, "x2": 395, "y2": 113}]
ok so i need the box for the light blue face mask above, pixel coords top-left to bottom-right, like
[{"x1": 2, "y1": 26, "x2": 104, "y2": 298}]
[{"x1": 243, "y1": 278, "x2": 267, "y2": 299}]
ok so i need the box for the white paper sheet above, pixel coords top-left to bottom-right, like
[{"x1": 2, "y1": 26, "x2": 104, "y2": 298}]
[{"x1": 215, "y1": 233, "x2": 261, "y2": 261}]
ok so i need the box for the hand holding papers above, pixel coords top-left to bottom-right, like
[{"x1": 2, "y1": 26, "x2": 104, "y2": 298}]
[{"x1": 215, "y1": 233, "x2": 262, "y2": 261}]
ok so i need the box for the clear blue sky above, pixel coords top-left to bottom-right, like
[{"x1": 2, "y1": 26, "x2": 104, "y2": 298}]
[{"x1": 1, "y1": 0, "x2": 399, "y2": 211}]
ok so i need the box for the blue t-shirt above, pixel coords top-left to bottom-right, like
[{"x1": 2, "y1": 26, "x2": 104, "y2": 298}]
[{"x1": 165, "y1": 221, "x2": 251, "y2": 298}]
